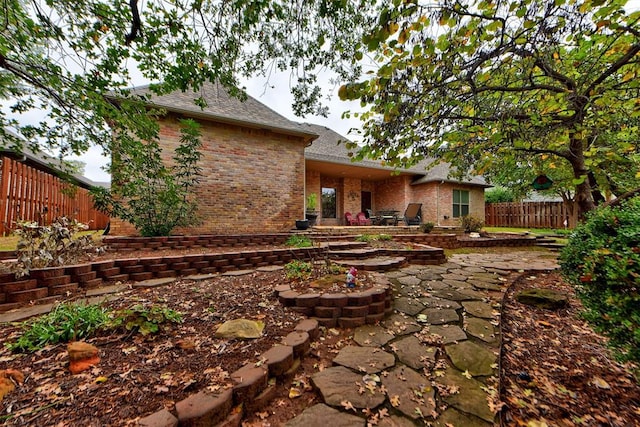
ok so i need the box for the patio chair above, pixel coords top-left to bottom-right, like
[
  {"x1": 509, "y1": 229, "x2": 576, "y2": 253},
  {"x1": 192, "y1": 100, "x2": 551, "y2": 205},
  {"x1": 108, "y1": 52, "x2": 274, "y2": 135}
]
[
  {"x1": 356, "y1": 211, "x2": 372, "y2": 226},
  {"x1": 403, "y1": 203, "x2": 422, "y2": 225},
  {"x1": 344, "y1": 212, "x2": 358, "y2": 226}
]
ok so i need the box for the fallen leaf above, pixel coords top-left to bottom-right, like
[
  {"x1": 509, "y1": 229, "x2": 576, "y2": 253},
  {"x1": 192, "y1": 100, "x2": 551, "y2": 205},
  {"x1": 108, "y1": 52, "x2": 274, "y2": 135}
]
[
  {"x1": 592, "y1": 376, "x2": 611, "y2": 390},
  {"x1": 390, "y1": 395, "x2": 401, "y2": 407},
  {"x1": 341, "y1": 400, "x2": 357, "y2": 412},
  {"x1": 288, "y1": 387, "x2": 302, "y2": 398}
]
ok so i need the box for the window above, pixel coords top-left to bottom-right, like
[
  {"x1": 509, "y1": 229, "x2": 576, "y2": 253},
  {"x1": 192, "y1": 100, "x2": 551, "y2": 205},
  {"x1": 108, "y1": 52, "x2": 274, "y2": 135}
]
[
  {"x1": 453, "y1": 189, "x2": 469, "y2": 218},
  {"x1": 321, "y1": 187, "x2": 336, "y2": 218}
]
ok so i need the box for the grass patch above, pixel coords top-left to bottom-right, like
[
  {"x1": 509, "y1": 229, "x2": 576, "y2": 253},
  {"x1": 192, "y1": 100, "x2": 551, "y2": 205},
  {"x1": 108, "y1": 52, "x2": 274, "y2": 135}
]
[{"x1": 285, "y1": 234, "x2": 313, "y2": 248}]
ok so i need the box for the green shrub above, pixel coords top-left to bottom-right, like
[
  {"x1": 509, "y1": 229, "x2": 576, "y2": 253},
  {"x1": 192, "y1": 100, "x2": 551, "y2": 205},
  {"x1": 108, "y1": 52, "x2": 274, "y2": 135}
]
[
  {"x1": 13, "y1": 217, "x2": 103, "y2": 278},
  {"x1": 285, "y1": 235, "x2": 313, "y2": 248},
  {"x1": 91, "y1": 119, "x2": 203, "y2": 237},
  {"x1": 284, "y1": 260, "x2": 313, "y2": 280},
  {"x1": 419, "y1": 222, "x2": 435, "y2": 233},
  {"x1": 355, "y1": 233, "x2": 392, "y2": 242},
  {"x1": 459, "y1": 215, "x2": 484, "y2": 233},
  {"x1": 485, "y1": 187, "x2": 517, "y2": 203},
  {"x1": 560, "y1": 198, "x2": 640, "y2": 365},
  {"x1": 7, "y1": 302, "x2": 110, "y2": 352},
  {"x1": 109, "y1": 304, "x2": 183, "y2": 336}
]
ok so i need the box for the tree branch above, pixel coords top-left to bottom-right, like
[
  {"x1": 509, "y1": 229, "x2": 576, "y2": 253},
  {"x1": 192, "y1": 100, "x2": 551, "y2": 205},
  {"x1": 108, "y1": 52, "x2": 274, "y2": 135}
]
[
  {"x1": 125, "y1": 0, "x2": 142, "y2": 45},
  {"x1": 584, "y1": 42, "x2": 640, "y2": 95}
]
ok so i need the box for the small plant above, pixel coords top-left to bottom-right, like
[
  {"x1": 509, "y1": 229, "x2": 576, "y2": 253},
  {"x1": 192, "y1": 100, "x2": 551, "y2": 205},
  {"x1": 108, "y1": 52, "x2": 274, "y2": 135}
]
[
  {"x1": 12, "y1": 217, "x2": 103, "y2": 278},
  {"x1": 306, "y1": 193, "x2": 318, "y2": 212},
  {"x1": 284, "y1": 260, "x2": 313, "y2": 280},
  {"x1": 560, "y1": 198, "x2": 640, "y2": 365},
  {"x1": 285, "y1": 234, "x2": 313, "y2": 248},
  {"x1": 355, "y1": 233, "x2": 392, "y2": 242},
  {"x1": 110, "y1": 304, "x2": 183, "y2": 336},
  {"x1": 7, "y1": 302, "x2": 110, "y2": 352},
  {"x1": 419, "y1": 222, "x2": 435, "y2": 233},
  {"x1": 459, "y1": 215, "x2": 484, "y2": 233}
]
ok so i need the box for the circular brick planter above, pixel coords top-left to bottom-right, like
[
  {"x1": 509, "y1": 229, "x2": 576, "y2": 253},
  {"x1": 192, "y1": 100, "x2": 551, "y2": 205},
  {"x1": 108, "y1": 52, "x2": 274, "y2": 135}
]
[{"x1": 275, "y1": 273, "x2": 393, "y2": 328}]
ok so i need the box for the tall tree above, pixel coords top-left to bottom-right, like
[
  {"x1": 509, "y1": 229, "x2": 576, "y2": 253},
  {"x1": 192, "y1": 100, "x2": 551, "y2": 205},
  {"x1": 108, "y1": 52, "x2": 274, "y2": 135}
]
[
  {"x1": 0, "y1": 0, "x2": 377, "y2": 158},
  {"x1": 341, "y1": 0, "x2": 640, "y2": 219}
]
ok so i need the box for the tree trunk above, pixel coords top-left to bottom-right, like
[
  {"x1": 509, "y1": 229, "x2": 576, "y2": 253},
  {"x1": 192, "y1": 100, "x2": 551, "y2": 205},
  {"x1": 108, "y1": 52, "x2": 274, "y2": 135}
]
[{"x1": 568, "y1": 136, "x2": 596, "y2": 221}]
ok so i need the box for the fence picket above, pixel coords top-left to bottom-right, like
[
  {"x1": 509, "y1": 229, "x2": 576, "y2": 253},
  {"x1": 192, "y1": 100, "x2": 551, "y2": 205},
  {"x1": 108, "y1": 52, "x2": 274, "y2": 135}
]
[{"x1": 0, "y1": 157, "x2": 108, "y2": 235}]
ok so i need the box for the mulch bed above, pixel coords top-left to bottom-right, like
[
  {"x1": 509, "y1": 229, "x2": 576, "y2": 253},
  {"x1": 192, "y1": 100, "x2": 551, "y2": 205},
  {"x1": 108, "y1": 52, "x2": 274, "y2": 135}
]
[
  {"x1": 500, "y1": 271, "x2": 640, "y2": 426},
  {"x1": 1, "y1": 245, "x2": 639, "y2": 426}
]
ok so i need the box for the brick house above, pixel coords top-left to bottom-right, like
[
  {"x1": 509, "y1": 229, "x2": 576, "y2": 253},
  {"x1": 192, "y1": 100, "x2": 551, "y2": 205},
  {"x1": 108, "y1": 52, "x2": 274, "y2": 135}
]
[
  {"x1": 302, "y1": 123, "x2": 491, "y2": 227},
  {"x1": 109, "y1": 83, "x2": 489, "y2": 235}
]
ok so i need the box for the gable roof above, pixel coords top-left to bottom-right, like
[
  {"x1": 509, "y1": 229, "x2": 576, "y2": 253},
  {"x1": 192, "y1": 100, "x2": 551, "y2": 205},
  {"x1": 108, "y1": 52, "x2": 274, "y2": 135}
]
[
  {"x1": 302, "y1": 123, "x2": 490, "y2": 187},
  {"x1": 0, "y1": 129, "x2": 103, "y2": 189},
  {"x1": 124, "y1": 82, "x2": 317, "y2": 141}
]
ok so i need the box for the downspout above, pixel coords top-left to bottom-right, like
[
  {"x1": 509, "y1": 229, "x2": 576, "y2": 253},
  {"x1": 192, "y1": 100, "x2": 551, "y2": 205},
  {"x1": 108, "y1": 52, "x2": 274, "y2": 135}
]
[{"x1": 437, "y1": 180, "x2": 445, "y2": 226}]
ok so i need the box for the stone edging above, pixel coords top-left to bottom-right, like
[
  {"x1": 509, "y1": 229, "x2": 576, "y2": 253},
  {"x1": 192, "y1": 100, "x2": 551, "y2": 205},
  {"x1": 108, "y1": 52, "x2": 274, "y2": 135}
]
[
  {"x1": 0, "y1": 244, "x2": 361, "y2": 312},
  {"x1": 138, "y1": 318, "x2": 320, "y2": 427},
  {"x1": 275, "y1": 273, "x2": 394, "y2": 329}
]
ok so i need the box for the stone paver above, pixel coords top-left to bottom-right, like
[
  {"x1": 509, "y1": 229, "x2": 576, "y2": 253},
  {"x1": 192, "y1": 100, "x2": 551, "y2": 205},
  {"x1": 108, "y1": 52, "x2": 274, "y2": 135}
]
[
  {"x1": 311, "y1": 366, "x2": 387, "y2": 409},
  {"x1": 392, "y1": 335, "x2": 436, "y2": 369},
  {"x1": 332, "y1": 346, "x2": 395, "y2": 373},
  {"x1": 383, "y1": 365, "x2": 436, "y2": 419},
  {"x1": 286, "y1": 404, "x2": 365, "y2": 427},
  {"x1": 353, "y1": 325, "x2": 395, "y2": 347},
  {"x1": 305, "y1": 250, "x2": 558, "y2": 426}
]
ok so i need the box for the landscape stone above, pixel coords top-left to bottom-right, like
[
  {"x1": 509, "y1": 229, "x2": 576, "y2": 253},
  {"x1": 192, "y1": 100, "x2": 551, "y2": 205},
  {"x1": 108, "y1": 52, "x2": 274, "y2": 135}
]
[
  {"x1": 462, "y1": 301, "x2": 495, "y2": 319},
  {"x1": 333, "y1": 346, "x2": 396, "y2": 373},
  {"x1": 133, "y1": 277, "x2": 177, "y2": 288},
  {"x1": 311, "y1": 366, "x2": 386, "y2": 409},
  {"x1": 433, "y1": 407, "x2": 492, "y2": 427},
  {"x1": 138, "y1": 409, "x2": 178, "y2": 427},
  {"x1": 393, "y1": 297, "x2": 425, "y2": 315},
  {"x1": 436, "y1": 367, "x2": 496, "y2": 423},
  {"x1": 382, "y1": 365, "x2": 436, "y2": 420},
  {"x1": 285, "y1": 404, "x2": 365, "y2": 427},
  {"x1": 397, "y1": 275, "x2": 422, "y2": 286},
  {"x1": 445, "y1": 341, "x2": 497, "y2": 377},
  {"x1": 419, "y1": 296, "x2": 462, "y2": 310},
  {"x1": 441, "y1": 273, "x2": 467, "y2": 281},
  {"x1": 442, "y1": 279, "x2": 474, "y2": 289},
  {"x1": 383, "y1": 314, "x2": 422, "y2": 336},
  {"x1": 464, "y1": 317, "x2": 497, "y2": 343},
  {"x1": 215, "y1": 319, "x2": 264, "y2": 339},
  {"x1": 377, "y1": 415, "x2": 416, "y2": 427},
  {"x1": 457, "y1": 288, "x2": 488, "y2": 300},
  {"x1": 516, "y1": 288, "x2": 568, "y2": 309},
  {"x1": 421, "y1": 280, "x2": 451, "y2": 290},
  {"x1": 221, "y1": 269, "x2": 254, "y2": 276},
  {"x1": 418, "y1": 308, "x2": 459, "y2": 325},
  {"x1": 416, "y1": 271, "x2": 442, "y2": 281},
  {"x1": 470, "y1": 279, "x2": 503, "y2": 291},
  {"x1": 430, "y1": 289, "x2": 478, "y2": 301},
  {"x1": 391, "y1": 335, "x2": 436, "y2": 369},
  {"x1": 427, "y1": 325, "x2": 467, "y2": 345},
  {"x1": 353, "y1": 325, "x2": 395, "y2": 347}
]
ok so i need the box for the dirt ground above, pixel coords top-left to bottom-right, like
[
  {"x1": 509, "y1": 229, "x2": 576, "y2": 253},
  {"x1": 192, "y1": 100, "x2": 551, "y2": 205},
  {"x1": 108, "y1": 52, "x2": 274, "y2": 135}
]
[{"x1": 0, "y1": 247, "x2": 638, "y2": 426}]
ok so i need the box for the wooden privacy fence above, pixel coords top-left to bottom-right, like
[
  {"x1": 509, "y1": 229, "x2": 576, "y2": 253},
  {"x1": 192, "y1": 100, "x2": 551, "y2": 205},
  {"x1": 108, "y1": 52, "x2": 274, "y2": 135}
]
[
  {"x1": 0, "y1": 156, "x2": 109, "y2": 235},
  {"x1": 485, "y1": 201, "x2": 576, "y2": 229}
]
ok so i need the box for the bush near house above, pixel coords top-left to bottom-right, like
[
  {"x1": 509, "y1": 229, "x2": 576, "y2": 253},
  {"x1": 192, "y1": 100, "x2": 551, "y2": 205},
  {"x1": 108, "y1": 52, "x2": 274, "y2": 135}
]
[
  {"x1": 459, "y1": 215, "x2": 484, "y2": 233},
  {"x1": 560, "y1": 198, "x2": 640, "y2": 365}
]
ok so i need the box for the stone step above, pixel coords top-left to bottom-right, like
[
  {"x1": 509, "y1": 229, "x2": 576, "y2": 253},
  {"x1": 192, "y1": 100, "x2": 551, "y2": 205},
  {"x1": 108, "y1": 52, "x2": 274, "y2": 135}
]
[
  {"x1": 328, "y1": 248, "x2": 381, "y2": 260},
  {"x1": 332, "y1": 256, "x2": 407, "y2": 272}
]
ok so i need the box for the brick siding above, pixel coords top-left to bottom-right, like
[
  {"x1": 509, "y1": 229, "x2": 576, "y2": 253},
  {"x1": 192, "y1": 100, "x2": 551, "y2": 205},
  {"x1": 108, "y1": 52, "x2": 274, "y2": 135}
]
[{"x1": 110, "y1": 114, "x2": 308, "y2": 235}]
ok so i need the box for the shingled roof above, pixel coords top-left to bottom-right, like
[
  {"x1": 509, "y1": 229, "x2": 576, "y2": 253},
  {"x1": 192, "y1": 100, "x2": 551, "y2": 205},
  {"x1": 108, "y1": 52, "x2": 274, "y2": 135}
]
[
  {"x1": 302, "y1": 123, "x2": 490, "y2": 187},
  {"x1": 125, "y1": 82, "x2": 317, "y2": 140}
]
